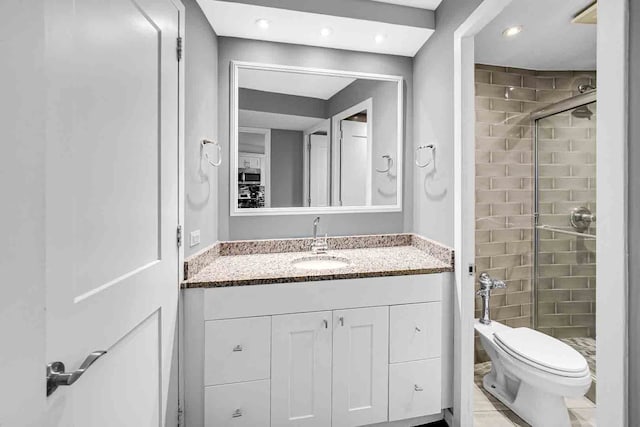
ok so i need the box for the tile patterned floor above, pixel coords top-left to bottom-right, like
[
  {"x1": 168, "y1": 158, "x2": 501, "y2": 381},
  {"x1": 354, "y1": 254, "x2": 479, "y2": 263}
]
[{"x1": 473, "y1": 362, "x2": 596, "y2": 426}]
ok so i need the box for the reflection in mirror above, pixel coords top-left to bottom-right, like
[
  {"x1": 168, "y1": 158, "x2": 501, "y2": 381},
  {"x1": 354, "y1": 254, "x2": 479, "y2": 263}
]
[{"x1": 232, "y1": 62, "x2": 403, "y2": 215}]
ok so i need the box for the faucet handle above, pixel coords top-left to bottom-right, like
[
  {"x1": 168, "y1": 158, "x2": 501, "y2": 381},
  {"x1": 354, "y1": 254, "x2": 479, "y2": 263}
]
[{"x1": 492, "y1": 279, "x2": 506, "y2": 289}]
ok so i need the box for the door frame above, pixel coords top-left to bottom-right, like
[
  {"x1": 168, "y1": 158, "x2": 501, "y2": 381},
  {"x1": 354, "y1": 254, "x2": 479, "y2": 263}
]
[
  {"x1": 238, "y1": 126, "x2": 271, "y2": 208},
  {"x1": 174, "y1": 0, "x2": 186, "y2": 424},
  {"x1": 330, "y1": 98, "x2": 374, "y2": 206},
  {"x1": 453, "y1": 1, "x2": 629, "y2": 426}
]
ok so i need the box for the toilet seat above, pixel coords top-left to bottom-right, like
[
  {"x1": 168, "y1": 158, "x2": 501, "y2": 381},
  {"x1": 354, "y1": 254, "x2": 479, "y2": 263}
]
[{"x1": 493, "y1": 328, "x2": 589, "y2": 378}]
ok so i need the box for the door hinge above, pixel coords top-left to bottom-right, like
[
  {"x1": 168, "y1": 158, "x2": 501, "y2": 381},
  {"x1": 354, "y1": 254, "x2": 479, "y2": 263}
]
[
  {"x1": 177, "y1": 225, "x2": 183, "y2": 247},
  {"x1": 176, "y1": 36, "x2": 183, "y2": 62},
  {"x1": 177, "y1": 406, "x2": 184, "y2": 426}
]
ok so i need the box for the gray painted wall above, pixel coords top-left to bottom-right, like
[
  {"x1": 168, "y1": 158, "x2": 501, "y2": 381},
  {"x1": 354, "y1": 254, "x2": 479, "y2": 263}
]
[
  {"x1": 270, "y1": 129, "x2": 304, "y2": 207},
  {"x1": 327, "y1": 79, "x2": 400, "y2": 206},
  {"x1": 184, "y1": 0, "x2": 219, "y2": 257},
  {"x1": 412, "y1": 0, "x2": 483, "y2": 247},
  {"x1": 628, "y1": 0, "x2": 639, "y2": 424},
  {"x1": 239, "y1": 88, "x2": 327, "y2": 118},
  {"x1": 218, "y1": 37, "x2": 413, "y2": 240}
]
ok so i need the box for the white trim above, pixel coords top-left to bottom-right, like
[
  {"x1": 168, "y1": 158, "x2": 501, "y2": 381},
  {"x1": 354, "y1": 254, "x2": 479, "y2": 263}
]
[
  {"x1": 238, "y1": 126, "x2": 271, "y2": 208},
  {"x1": 229, "y1": 60, "x2": 404, "y2": 216},
  {"x1": 595, "y1": 0, "x2": 628, "y2": 425},
  {"x1": 331, "y1": 98, "x2": 373, "y2": 207},
  {"x1": 452, "y1": 1, "x2": 514, "y2": 426},
  {"x1": 454, "y1": 1, "x2": 629, "y2": 426}
]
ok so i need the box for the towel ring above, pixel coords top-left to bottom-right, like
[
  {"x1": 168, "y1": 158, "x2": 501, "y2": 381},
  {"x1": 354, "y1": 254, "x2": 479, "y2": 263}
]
[
  {"x1": 375, "y1": 155, "x2": 393, "y2": 173},
  {"x1": 202, "y1": 139, "x2": 222, "y2": 167},
  {"x1": 415, "y1": 144, "x2": 435, "y2": 168}
]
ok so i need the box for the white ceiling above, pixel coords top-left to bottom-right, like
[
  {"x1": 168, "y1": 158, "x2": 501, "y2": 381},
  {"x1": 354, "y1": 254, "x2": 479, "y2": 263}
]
[
  {"x1": 369, "y1": 0, "x2": 443, "y2": 10},
  {"x1": 239, "y1": 68, "x2": 356, "y2": 99},
  {"x1": 239, "y1": 110, "x2": 326, "y2": 131},
  {"x1": 197, "y1": 1, "x2": 434, "y2": 57},
  {"x1": 475, "y1": 0, "x2": 596, "y2": 70}
]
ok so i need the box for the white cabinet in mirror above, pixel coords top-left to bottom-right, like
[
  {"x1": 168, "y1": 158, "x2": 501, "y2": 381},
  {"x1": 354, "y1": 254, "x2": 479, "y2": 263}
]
[{"x1": 230, "y1": 61, "x2": 404, "y2": 216}]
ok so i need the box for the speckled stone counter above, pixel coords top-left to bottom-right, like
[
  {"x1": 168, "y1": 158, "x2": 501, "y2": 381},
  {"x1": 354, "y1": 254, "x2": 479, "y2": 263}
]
[{"x1": 182, "y1": 234, "x2": 454, "y2": 288}]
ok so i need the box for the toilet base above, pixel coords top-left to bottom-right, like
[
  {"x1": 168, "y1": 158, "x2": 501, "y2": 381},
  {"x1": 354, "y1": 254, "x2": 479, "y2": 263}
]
[{"x1": 482, "y1": 372, "x2": 571, "y2": 427}]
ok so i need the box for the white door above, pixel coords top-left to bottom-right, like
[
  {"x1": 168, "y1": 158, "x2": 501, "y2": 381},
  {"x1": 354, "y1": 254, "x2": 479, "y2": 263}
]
[
  {"x1": 271, "y1": 312, "x2": 332, "y2": 427},
  {"x1": 309, "y1": 134, "x2": 330, "y2": 207},
  {"x1": 44, "y1": 0, "x2": 181, "y2": 425},
  {"x1": 340, "y1": 121, "x2": 369, "y2": 206},
  {"x1": 332, "y1": 306, "x2": 389, "y2": 427}
]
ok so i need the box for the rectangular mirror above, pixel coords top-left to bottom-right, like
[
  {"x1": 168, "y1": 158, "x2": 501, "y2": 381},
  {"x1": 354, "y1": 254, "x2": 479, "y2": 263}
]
[{"x1": 230, "y1": 61, "x2": 404, "y2": 216}]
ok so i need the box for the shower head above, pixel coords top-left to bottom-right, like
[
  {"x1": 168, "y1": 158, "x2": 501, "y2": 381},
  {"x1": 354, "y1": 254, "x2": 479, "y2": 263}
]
[{"x1": 578, "y1": 84, "x2": 596, "y2": 93}]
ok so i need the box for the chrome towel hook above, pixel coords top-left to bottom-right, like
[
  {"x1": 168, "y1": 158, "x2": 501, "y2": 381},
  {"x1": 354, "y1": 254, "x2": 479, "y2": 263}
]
[
  {"x1": 415, "y1": 144, "x2": 435, "y2": 168},
  {"x1": 375, "y1": 155, "x2": 393, "y2": 173},
  {"x1": 202, "y1": 139, "x2": 222, "y2": 167}
]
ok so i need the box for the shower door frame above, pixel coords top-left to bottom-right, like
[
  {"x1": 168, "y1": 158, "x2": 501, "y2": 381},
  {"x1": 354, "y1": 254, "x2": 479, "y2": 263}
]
[{"x1": 530, "y1": 90, "x2": 597, "y2": 329}]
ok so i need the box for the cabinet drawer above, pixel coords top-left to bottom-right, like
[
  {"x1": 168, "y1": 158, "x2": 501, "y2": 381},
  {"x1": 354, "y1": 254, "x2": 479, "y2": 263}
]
[
  {"x1": 389, "y1": 359, "x2": 441, "y2": 421},
  {"x1": 389, "y1": 302, "x2": 441, "y2": 363},
  {"x1": 204, "y1": 380, "x2": 270, "y2": 427},
  {"x1": 204, "y1": 316, "x2": 270, "y2": 386}
]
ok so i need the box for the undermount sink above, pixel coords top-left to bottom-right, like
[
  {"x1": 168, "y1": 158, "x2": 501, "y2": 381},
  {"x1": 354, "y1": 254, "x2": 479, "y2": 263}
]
[{"x1": 292, "y1": 255, "x2": 351, "y2": 271}]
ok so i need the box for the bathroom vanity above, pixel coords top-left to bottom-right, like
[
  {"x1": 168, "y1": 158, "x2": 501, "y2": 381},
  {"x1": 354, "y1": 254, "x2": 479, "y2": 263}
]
[{"x1": 182, "y1": 234, "x2": 454, "y2": 427}]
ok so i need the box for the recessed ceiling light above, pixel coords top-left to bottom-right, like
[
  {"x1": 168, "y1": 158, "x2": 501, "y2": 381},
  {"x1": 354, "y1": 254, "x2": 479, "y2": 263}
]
[
  {"x1": 502, "y1": 25, "x2": 523, "y2": 37},
  {"x1": 255, "y1": 18, "x2": 270, "y2": 30},
  {"x1": 374, "y1": 34, "x2": 386, "y2": 44},
  {"x1": 320, "y1": 27, "x2": 333, "y2": 37}
]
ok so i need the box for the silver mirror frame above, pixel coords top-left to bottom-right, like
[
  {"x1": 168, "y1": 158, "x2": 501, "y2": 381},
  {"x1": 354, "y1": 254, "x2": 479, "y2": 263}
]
[{"x1": 230, "y1": 60, "x2": 404, "y2": 217}]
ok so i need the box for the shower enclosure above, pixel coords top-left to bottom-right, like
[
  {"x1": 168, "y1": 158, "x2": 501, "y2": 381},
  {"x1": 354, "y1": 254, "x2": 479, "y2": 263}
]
[{"x1": 532, "y1": 89, "x2": 597, "y2": 401}]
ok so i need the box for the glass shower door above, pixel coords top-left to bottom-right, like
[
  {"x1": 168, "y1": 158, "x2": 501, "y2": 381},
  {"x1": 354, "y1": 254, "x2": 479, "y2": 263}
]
[{"x1": 533, "y1": 97, "x2": 596, "y2": 400}]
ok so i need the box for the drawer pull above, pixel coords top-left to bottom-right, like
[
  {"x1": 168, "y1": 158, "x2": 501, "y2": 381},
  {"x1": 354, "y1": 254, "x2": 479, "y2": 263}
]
[
  {"x1": 415, "y1": 326, "x2": 422, "y2": 333},
  {"x1": 414, "y1": 384, "x2": 424, "y2": 392},
  {"x1": 323, "y1": 319, "x2": 328, "y2": 329},
  {"x1": 232, "y1": 344, "x2": 243, "y2": 352},
  {"x1": 232, "y1": 408, "x2": 243, "y2": 418},
  {"x1": 339, "y1": 317, "x2": 344, "y2": 326}
]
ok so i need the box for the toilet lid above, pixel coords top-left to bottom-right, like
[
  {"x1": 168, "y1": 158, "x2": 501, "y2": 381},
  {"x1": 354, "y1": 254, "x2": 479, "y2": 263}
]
[{"x1": 493, "y1": 328, "x2": 588, "y2": 375}]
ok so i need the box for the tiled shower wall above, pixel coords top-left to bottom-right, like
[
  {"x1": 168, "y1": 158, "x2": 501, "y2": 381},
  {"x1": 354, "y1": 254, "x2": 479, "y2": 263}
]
[{"x1": 474, "y1": 64, "x2": 596, "y2": 361}]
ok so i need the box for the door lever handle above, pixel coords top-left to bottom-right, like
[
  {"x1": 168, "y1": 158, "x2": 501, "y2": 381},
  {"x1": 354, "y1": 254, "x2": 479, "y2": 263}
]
[{"x1": 46, "y1": 350, "x2": 107, "y2": 396}]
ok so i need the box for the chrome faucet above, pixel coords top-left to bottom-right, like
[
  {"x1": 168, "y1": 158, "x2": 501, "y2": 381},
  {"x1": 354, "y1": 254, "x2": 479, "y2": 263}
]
[
  {"x1": 476, "y1": 272, "x2": 506, "y2": 325},
  {"x1": 311, "y1": 216, "x2": 328, "y2": 254}
]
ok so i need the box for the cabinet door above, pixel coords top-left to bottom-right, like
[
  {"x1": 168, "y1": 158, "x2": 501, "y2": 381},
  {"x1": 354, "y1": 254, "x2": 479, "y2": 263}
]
[
  {"x1": 332, "y1": 306, "x2": 389, "y2": 427},
  {"x1": 271, "y1": 311, "x2": 332, "y2": 427}
]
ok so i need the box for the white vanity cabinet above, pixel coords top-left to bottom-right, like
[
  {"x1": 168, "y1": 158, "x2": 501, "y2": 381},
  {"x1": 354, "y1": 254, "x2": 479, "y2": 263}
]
[{"x1": 183, "y1": 274, "x2": 454, "y2": 427}]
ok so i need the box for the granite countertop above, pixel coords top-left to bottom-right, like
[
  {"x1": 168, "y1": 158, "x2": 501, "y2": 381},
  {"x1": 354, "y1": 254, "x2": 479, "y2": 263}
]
[{"x1": 182, "y1": 233, "x2": 454, "y2": 289}]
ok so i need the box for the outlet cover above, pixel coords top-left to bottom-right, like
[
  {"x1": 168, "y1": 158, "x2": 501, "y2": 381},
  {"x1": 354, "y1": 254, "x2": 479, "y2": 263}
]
[{"x1": 190, "y1": 230, "x2": 201, "y2": 247}]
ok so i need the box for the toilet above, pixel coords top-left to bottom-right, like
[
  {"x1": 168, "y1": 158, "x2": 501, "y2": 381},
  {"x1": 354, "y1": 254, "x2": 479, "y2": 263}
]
[{"x1": 475, "y1": 319, "x2": 592, "y2": 427}]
